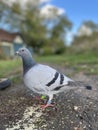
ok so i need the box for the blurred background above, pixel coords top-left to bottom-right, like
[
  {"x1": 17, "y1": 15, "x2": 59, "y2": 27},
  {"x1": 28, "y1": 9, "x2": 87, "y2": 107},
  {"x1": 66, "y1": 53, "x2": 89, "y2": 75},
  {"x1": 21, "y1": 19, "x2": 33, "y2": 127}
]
[{"x1": 0, "y1": 0, "x2": 98, "y2": 77}]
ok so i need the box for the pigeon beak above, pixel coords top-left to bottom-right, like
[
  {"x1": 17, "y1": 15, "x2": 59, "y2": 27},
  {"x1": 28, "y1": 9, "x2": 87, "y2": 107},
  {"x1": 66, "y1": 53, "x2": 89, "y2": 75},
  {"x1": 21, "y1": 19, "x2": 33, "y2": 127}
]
[{"x1": 15, "y1": 51, "x2": 19, "y2": 55}]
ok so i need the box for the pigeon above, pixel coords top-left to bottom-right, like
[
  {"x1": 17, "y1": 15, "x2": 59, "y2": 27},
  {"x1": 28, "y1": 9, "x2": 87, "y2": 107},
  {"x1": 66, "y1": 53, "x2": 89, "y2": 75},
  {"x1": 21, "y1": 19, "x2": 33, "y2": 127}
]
[{"x1": 15, "y1": 47, "x2": 92, "y2": 108}]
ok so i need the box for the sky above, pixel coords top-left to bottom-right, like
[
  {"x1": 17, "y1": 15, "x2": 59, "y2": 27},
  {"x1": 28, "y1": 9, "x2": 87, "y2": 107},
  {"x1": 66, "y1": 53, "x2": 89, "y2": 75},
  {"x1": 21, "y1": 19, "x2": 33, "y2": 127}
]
[{"x1": 50, "y1": 0, "x2": 98, "y2": 33}]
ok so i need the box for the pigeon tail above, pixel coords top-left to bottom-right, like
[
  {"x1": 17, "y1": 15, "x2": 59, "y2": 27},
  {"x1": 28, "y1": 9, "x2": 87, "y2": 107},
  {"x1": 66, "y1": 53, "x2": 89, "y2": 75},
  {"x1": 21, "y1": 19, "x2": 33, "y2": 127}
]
[
  {"x1": 85, "y1": 85, "x2": 92, "y2": 90},
  {"x1": 67, "y1": 81, "x2": 92, "y2": 90}
]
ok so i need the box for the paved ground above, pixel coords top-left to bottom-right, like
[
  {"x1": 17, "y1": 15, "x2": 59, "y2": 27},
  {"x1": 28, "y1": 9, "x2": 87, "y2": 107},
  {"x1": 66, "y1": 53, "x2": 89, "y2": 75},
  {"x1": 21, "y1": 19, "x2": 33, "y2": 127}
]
[{"x1": 0, "y1": 66, "x2": 98, "y2": 130}]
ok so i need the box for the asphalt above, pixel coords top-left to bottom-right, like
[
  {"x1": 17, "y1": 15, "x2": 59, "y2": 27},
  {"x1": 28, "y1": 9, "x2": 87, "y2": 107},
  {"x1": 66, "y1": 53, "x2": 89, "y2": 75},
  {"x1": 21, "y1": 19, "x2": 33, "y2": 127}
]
[{"x1": 0, "y1": 68, "x2": 98, "y2": 130}]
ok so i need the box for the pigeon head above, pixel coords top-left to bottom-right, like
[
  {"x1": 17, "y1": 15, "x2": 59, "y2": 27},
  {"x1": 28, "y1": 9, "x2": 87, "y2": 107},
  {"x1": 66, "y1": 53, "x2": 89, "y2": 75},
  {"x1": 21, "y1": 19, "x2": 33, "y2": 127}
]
[
  {"x1": 16, "y1": 47, "x2": 36, "y2": 75},
  {"x1": 15, "y1": 47, "x2": 31, "y2": 57}
]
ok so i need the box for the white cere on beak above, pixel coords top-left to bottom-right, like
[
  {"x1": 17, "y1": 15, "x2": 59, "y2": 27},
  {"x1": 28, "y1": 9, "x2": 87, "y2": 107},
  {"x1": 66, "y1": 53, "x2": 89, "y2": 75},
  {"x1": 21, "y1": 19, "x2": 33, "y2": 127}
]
[{"x1": 15, "y1": 51, "x2": 19, "y2": 55}]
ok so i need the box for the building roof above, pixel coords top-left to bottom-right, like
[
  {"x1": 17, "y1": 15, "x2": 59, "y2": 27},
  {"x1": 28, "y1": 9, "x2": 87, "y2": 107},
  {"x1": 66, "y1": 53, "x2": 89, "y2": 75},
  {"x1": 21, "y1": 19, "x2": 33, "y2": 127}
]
[{"x1": 0, "y1": 29, "x2": 21, "y2": 43}]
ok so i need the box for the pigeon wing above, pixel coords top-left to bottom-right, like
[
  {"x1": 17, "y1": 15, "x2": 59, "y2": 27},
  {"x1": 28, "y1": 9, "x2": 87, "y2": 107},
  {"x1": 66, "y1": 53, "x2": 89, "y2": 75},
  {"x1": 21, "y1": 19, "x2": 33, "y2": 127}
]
[{"x1": 23, "y1": 64, "x2": 73, "y2": 93}]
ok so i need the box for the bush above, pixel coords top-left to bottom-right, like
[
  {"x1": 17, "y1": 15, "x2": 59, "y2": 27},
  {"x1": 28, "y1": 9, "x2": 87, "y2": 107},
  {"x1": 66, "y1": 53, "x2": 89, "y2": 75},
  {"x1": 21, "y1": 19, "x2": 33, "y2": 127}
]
[
  {"x1": 39, "y1": 46, "x2": 54, "y2": 55},
  {"x1": 55, "y1": 47, "x2": 65, "y2": 54},
  {"x1": 39, "y1": 45, "x2": 66, "y2": 55}
]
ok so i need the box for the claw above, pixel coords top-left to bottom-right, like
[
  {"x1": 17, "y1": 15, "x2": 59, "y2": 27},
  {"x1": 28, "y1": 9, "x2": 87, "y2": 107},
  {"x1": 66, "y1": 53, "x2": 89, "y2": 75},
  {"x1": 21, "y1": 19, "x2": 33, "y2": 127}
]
[{"x1": 40, "y1": 104, "x2": 54, "y2": 109}]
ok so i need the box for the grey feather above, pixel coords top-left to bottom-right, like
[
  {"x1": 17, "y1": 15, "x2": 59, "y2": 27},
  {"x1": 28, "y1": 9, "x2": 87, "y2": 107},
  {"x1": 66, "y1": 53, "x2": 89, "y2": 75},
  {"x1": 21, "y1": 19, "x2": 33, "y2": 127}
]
[
  {"x1": 67, "y1": 81, "x2": 92, "y2": 90},
  {"x1": 16, "y1": 47, "x2": 92, "y2": 106},
  {"x1": 16, "y1": 47, "x2": 36, "y2": 75}
]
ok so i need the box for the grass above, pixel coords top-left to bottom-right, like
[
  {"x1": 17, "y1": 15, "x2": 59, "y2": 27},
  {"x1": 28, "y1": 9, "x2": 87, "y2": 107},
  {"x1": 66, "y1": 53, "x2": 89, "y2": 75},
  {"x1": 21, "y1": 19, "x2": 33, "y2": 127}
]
[
  {"x1": 36, "y1": 52, "x2": 98, "y2": 75},
  {"x1": 0, "y1": 52, "x2": 98, "y2": 79},
  {"x1": 36, "y1": 52, "x2": 98, "y2": 65},
  {"x1": 0, "y1": 58, "x2": 22, "y2": 78}
]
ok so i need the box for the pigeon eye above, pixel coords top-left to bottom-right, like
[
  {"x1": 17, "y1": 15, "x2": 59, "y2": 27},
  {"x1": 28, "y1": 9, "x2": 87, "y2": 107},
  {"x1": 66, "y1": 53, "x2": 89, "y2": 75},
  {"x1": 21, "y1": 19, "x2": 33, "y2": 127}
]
[{"x1": 22, "y1": 49, "x2": 24, "y2": 52}]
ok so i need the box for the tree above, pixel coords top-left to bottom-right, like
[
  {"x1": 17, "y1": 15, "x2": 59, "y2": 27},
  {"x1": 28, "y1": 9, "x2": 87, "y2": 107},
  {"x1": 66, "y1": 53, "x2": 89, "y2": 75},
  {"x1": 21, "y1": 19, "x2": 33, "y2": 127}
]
[
  {"x1": 78, "y1": 21, "x2": 98, "y2": 35},
  {"x1": 48, "y1": 15, "x2": 72, "y2": 54},
  {"x1": 0, "y1": 0, "x2": 47, "y2": 52},
  {"x1": 71, "y1": 20, "x2": 98, "y2": 53},
  {"x1": 0, "y1": 0, "x2": 72, "y2": 54},
  {"x1": 82, "y1": 21, "x2": 98, "y2": 31}
]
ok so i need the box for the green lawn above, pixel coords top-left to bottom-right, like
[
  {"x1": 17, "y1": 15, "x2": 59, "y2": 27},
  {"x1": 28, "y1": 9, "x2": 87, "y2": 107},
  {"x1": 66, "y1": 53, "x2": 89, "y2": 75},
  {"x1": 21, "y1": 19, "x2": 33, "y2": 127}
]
[
  {"x1": 36, "y1": 52, "x2": 98, "y2": 65},
  {"x1": 36, "y1": 52, "x2": 98, "y2": 75},
  {"x1": 0, "y1": 58, "x2": 22, "y2": 78},
  {"x1": 0, "y1": 52, "x2": 98, "y2": 78}
]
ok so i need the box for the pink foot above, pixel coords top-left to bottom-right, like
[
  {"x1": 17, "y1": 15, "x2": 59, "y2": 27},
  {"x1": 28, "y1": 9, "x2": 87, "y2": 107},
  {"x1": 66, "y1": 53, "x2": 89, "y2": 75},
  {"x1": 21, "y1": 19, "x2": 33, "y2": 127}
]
[{"x1": 40, "y1": 104, "x2": 54, "y2": 109}]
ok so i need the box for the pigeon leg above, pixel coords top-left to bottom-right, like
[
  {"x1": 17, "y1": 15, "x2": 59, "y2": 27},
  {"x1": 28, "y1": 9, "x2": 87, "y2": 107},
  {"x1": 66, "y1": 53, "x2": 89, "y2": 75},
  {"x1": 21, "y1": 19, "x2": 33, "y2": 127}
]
[
  {"x1": 41, "y1": 95, "x2": 46, "y2": 99},
  {"x1": 34, "y1": 95, "x2": 46, "y2": 101},
  {"x1": 40, "y1": 95, "x2": 54, "y2": 109},
  {"x1": 34, "y1": 96, "x2": 41, "y2": 101}
]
